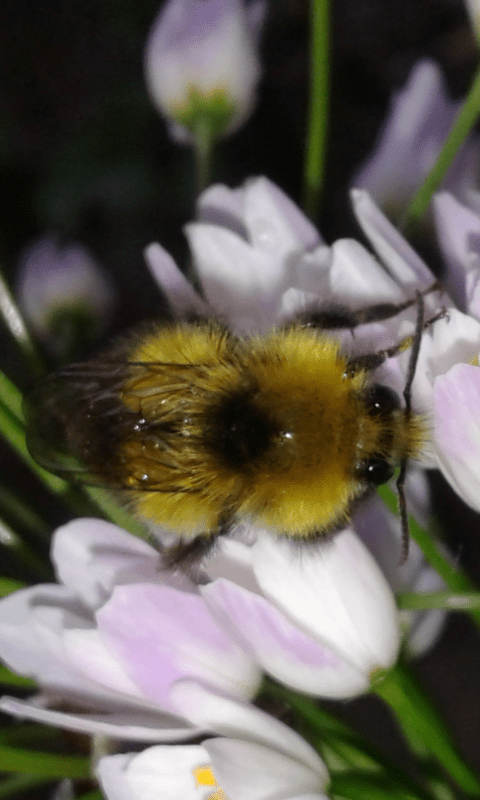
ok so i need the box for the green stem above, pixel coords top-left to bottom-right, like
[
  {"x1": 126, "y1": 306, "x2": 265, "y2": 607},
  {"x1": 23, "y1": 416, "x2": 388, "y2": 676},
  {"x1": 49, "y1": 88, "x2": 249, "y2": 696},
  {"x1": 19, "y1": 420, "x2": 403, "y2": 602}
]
[
  {"x1": 0, "y1": 268, "x2": 44, "y2": 376},
  {"x1": 262, "y1": 680, "x2": 443, "y2": 800},
  {"x1": 0, "y1": 578, "x2": 25, "y2": 596},
  {"x1": 194, "y1": 116, "x2": 215, "y2": 196},
  {"x1": 0, "y1": 666, "x2": 36, "y2": 689},
  {"x1": 377, "y1": 484, "x2": 480, "y2": 630},
  {"x1": 0, "y1": 745, "x2": 90, "y2": 778},
  {"x1": 303, "y1": 0, "x2": 330, "y2": 219},
  {"x1": 374, "y1": 662, "x2": 480, "y2": 794},
  {"x1": 403, "y1": 61, "x2": 480, "y2": 231},
  {"x1": 398, "y1": 590, "x2": 480, "y2": 611}
]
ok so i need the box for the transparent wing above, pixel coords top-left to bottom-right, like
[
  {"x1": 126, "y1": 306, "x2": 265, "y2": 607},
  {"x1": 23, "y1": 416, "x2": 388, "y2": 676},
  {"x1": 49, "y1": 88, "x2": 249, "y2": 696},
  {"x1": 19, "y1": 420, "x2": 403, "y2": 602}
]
[{"x1": 24, "y1": 359, "x2": 207, "y2": 490}]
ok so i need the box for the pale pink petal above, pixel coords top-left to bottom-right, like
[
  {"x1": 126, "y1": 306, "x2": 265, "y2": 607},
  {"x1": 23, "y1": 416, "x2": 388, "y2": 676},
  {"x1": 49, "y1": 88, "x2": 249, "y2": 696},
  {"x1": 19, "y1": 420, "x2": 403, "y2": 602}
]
[
  {"x1": 351, "y1": 189, "x2": 435, "y2": 291},
  {"x1": 143, "y1": 242, "x2": 208, "y2": 315},
  {"x1": 434, "y1": 363, "x2": 480, "y2": 512},
  {"x1": 0, "y1": 696, "x2": 197, "y2": 742},
  {"x1": 97, "y1": 584, "x2": 261, "y2": 710},
  {"x1": 252, "y1": 533, "x2": 400, "y2": 677},
  {"x1": 170, "y1": 680, "x2": 325, "y2": 774},
  {"x1": 206, "y1": 738, "x2": 329, "y2": 800},
  {"x1": 203, "y1": 579, "x2": 368, "y2": 697},
  {"x1": 52, "y1": 519, "x2": 179, "y2": 610}
]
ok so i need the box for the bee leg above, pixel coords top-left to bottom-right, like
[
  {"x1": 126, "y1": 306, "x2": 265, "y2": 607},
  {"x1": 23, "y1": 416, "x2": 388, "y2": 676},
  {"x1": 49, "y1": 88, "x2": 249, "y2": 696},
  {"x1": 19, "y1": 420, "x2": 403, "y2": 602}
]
[
  {"x1": 346, "y1": 302, "x2": 447, "y2": 375},
  {"x1": 161, "y1": 520, "x2": 231, "y2": 570},
  {"x1": 162, "y1": 536, "x2": 218, "y2": 570},
  {"x1": 295, "y1": 282, "x2": 440, "y2": 331}
]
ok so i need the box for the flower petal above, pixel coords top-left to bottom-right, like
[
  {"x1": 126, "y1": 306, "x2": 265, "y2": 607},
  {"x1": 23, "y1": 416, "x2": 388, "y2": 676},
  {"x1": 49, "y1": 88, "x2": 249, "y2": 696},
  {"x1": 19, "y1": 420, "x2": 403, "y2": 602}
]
[
  {"x1": 252, "y1": 532, "x2": 400, "y2": 677},
  {"x1": 97, "y1": 745, "x2": 212, "y2": 800},
  {"x1": 143, "y1": 243, "x2": 207, "y2": 315},
  {"x1": 0, "y1": 696, "x2": 196, "y2": 742},
  {"x1": 351, "y1": 189, "x2": 435, "y2": 291},
  {"x1": 206, "y1": 738, "x2": 329, "y2": 800},
  {"x1": 52, "y1": 518, "x2": 184, "y2": 610},
  {"x1": 434, "y1": 363, "x2": 480, "y2": 511},
  {"x1": 97, "y1": 584, "x2": 261, "y2": 710},
  {"x1": 170, "y1": 680, "x2": 326, "y2": 774},
  {"x1": 203, "y1": 579, "x2": 368, "y2": 697}
]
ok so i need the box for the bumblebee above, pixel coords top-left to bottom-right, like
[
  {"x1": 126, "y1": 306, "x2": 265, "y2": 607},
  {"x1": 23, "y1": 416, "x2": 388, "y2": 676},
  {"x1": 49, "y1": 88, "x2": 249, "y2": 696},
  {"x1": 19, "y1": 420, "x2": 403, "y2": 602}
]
[{"x1": 25, "y1": 291, "x2": 440, "y2": 565}]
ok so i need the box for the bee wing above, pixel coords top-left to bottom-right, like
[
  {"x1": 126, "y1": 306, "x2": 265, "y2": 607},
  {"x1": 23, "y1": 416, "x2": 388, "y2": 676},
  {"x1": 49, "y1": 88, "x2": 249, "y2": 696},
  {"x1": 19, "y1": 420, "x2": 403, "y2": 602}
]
[
  {"x1": 24, "y1": 359, "x2": 205, "y2": 489},
  {"x1": 24, "y1": 361, "x2": 133, "y2": 486}
]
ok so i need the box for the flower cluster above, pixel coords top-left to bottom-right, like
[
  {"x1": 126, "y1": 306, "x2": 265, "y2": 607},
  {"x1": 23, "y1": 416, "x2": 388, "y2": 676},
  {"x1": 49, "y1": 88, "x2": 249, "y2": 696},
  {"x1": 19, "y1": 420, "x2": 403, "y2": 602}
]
[{"x1": 3, "y1": 175, "x2": 479, "y2": 797}]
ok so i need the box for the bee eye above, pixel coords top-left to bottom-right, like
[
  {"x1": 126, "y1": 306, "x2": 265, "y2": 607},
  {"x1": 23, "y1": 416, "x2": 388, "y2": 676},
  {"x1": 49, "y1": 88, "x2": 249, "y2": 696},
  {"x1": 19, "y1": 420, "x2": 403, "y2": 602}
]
[
  {"x1": 365, "y1": 384, "x2": 400, "y2": 416},
  {"x1": 356, "y1": 456, "x2": 394, "y2": 486}
]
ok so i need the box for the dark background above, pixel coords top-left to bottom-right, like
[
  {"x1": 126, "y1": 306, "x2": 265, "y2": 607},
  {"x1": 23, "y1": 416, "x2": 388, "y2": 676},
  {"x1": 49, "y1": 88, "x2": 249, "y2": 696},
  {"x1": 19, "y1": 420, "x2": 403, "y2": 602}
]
[{"x1": 0, "y1": 0, "x2": 479, "y2": 790}]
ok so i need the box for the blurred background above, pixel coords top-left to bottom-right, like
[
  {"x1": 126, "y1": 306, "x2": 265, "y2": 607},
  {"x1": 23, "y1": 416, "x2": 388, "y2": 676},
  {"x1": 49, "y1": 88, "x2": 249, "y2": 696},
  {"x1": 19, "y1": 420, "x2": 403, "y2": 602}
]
[{"x1": 0, "y1": 0, "x2": 479, "y2": 783}]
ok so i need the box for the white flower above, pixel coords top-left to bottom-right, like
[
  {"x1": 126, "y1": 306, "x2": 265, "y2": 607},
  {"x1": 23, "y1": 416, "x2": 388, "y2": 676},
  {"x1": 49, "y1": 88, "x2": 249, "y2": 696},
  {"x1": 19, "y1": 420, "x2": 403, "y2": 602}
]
[
  {"x1": 351, "y1": 60, "x2": 480, "y2": 220},
  {"x1": 144, "y1": 0, "x2": 265, "y2": 143},
  {"x1": 0, "y1": 519, "x2": 261, "y2": 740},
  {"x1": 16, "y1": 236, "x2": 115, "y2": 355},
  {"x1": 353, "y1": 490, "x2": 447, "y2": 657},
  {"x1": 203, "y1": 530, "x2": 400, "y2": 698},
  {"x1": 433, "y1": 191, "x2": 480, "y2": 312},
  {"x1": 97, "y1": 727, "x2": 329, "y2": 800}
]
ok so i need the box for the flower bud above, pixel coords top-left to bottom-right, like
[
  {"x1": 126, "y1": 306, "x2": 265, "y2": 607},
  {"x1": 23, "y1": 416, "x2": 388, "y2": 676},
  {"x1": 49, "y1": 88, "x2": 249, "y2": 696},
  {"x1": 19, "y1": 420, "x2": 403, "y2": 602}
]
[
  {"x1": 144, "y1": 0, "x2": 264, "y2": 143},
  {"x1": 16, "y1": 236, "x2": 115, "y2": 356}
]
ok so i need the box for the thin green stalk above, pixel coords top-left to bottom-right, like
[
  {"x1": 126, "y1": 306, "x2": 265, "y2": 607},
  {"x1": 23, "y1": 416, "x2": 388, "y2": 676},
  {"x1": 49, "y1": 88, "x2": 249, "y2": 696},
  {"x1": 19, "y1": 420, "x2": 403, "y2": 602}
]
[
  {"x1": 0, "y1": 372, "x2": 23, "y2": 423},
  {"x1": 194, "y1": 116, "x2": 215, "y2": 197},
  {"x1": 374, "y1": 662, "x2": 480, "y2": 794},
  {"x1": 377, "y1": 484, "x2": 480, "y2": 630},
  {"x1": 262, "y1": 680, "x2": 442, "y2": 800},
  {"x1": 0, "y1": 577, "x2": 25, "y2": 596},
  {"x1": 303, "y1": 0, "x2": 330, "y2": 219},
  {"x1": 0, "y1": 745, "x2": 90, "y2": 778},
  {"x1": 0, "y1": 666, "x2": 36, "y2": 689},
  {"x1": 403, "y1": 61, "x2": 480, "y2": 231},
  {"x1": 398, "y1": 590, "x2": 480, "y2": 611},
  {"x1": 0, "y1": 268, "x2": 43, "y2": 376}
]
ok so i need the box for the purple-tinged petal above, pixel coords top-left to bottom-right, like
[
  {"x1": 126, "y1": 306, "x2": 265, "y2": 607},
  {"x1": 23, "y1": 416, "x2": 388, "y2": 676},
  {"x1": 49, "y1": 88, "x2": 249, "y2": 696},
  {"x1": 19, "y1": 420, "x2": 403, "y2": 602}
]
[
  {"x1": 52, "y1": 519, "x2": 193, "y2": 610},
  {"x1": 433, "y1": 192, "x2": 480, "y2": 308},
  {"x1": 329, "y1": 238, "x2": 405, "y2": 305},
  {"x1": 97, "y1": 584, "x2": 261, "y2": 710},
  {"x1": 198, "y1": 176, "x2": 323, "y2": 252},
  {"x1": 0, "y1": 696, "x2": 196, "y2": 742},
  {"x1": 143, "y1": 243, "x2": 208, "y2": 316},
  {"x1": 203, "y1": 579, "x2": 368, "y2": 697},
  {"x1": 16, "y1": 236, "x2": 115, "y2": 352},
  {"x1": 351, "y1": 189, "x2": 436, "y2": 292},
  {"x1": 170, "y1": 680, "x2": 326, "y2": 774},
  {"x1": 434, "y1": 363, "x2": 480, "y2": 512},
  {"x1": 252, "y1": 533, "x2": 400, "y2": 679},
  {"x1": 144, "y1": 0, "x2": 262, "y2": 141},
  {"x1": 185, "y1": 222, "x2": 286, "y2": 331},
  {"x1": 0, "y1": 585, "x2": 95, "y2": 694}
]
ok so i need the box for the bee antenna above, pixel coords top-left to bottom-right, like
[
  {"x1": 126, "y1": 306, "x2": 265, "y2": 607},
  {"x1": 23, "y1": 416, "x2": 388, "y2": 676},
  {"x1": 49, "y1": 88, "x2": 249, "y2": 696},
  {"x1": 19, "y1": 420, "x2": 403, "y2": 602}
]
[
  {"x1": 403, "y1": 290, "x2": 424, "y2": 415},
  {"x1": 397, "y1": 290, "x2": 425, "y2": 566},
  {"x1": 396, "y1": 460, "x2": 409, "y2": 565}
]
